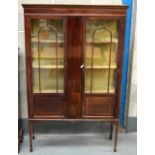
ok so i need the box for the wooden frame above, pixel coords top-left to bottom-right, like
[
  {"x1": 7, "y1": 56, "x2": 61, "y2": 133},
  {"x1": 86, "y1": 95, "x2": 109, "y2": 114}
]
[{"x1": 23, "y1": 4, "x2": 127, "y2": 152}]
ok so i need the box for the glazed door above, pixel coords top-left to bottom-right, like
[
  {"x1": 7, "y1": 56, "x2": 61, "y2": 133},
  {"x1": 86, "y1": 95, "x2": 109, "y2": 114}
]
[
  {"x1": 31, "y1": 17, "x2": 66, "y2": 118},
  {"x1": 82, "y1": 18, "x2": 119, "y2": 118}
]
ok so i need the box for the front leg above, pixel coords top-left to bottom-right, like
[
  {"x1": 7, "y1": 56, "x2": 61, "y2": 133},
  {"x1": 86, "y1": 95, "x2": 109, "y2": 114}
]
[
  {"x1": 114, "y1": 123, "x2": 119, "y2": 152},
  {"x1": 29, "y1": 121, "x2": 33, "y2": 152},
  {"x1": 109, "y1": 123, "x2": 113, "y2": 140},
  {"x1": 32, "y1": 124, "x2": 35, "y2": 140}
]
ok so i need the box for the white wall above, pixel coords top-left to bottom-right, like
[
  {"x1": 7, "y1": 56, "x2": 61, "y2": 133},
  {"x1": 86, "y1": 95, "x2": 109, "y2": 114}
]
[{"x1": 129, "y1": 29, "x2": 137, "y2": 117}]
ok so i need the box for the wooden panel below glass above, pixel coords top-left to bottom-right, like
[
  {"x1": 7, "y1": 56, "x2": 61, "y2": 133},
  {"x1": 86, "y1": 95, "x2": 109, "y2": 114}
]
[
  {"x1": 33, "y1": 94, "x2": 65, "y2": 117},
  {"x1": 83, "y1": 95, "x2": 115, "y2": 117}
]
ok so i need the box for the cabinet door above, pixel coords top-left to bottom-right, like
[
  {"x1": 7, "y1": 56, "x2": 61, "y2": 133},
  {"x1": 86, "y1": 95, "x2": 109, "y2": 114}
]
[
  {"x1": 31, "y1": 18, "x2": 66, "y2": 118},
  {"x1": 83, "y1": 18, "x2": 119, "y2": 118}
]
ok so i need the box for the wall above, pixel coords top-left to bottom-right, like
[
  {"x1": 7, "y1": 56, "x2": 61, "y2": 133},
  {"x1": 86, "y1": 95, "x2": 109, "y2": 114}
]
[{"x1": 128, "y1": 29, "x2": 137, "y2": 117}]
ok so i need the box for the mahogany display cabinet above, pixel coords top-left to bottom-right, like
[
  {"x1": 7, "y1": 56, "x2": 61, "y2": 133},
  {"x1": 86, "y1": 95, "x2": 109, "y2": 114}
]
[{"x1": 23, "y1": 4, "x2": 128, "y2": 152}]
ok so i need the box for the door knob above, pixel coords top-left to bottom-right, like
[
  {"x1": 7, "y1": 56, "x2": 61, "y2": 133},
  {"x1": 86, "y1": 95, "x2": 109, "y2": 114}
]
[{"x1": 80, "y1": 64, "x2": 84, "y2": 69}]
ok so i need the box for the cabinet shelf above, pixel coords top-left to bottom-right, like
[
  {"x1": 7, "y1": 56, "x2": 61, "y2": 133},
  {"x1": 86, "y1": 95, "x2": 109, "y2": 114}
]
[
  {"x1": 31, "y1": 34, "x2": 64, "y2": 38},
  {"x1": 85, "y1": 88, "x2": 115, "y2": 93},
  {"x1": 32, "y1": 65, "x2": 64, "y2": 69},
  {"x1": 86, "y1": 38, "x2": 118, "y2": 44},
  {"x1": 85, "y1": 64, "x2": 117, "y2": 69},
  {"x1": 32, "y1": 57, "x2": 64, "y2": 59},
  {"x1": 31, "y1": 38, "x2": 64, "y2": 44},
  {"x1": 33, "y1": 89, "x2": 64, "y2": 93}
]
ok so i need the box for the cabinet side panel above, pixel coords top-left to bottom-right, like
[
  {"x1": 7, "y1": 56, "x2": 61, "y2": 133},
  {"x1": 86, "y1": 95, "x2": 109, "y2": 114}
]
[
  {"x1": 24, "y1": 15, "x2": 33, "y2": 118},
  {"x1": 115, "y1": 17, "x2": 126, "y2": 118}
]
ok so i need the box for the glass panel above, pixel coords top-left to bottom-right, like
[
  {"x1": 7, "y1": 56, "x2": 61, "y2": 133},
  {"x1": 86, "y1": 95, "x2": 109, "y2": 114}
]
[
  {"x1": 33, "y1": 69, "x2": 64, "y2": 93},
  {"x1": 31, "y1": 19, "x2": 64, "y2": 93},
  {"x1": 85, "y1": 70, "x2": 116, "y2": 93},
  {"x1": 85, "y1": 19, "x2": 119, "y2": 93}
]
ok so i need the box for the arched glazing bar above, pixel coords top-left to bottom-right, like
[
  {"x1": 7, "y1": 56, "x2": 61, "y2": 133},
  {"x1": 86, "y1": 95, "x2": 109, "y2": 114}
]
[
  {"x1": 37, "y1": 21, "x2": 59, "y2": 93},
  {"x1": 90, "y1": 26, "x2": 113, "y2": 93}
]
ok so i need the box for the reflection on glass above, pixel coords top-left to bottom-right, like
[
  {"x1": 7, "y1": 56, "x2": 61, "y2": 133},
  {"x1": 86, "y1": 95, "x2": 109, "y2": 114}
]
[
  {"x1": 85, "y1": 20, "x2": 119, "y2": 93},
  {"x1": 31, "y1": 19, "x2": 64, "y2": 93}
]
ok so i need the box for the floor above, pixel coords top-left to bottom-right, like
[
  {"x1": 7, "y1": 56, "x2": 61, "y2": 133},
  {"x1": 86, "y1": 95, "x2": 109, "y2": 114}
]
[{"x1": 19, "y1": 133, "x2": 137, "y2": 155}]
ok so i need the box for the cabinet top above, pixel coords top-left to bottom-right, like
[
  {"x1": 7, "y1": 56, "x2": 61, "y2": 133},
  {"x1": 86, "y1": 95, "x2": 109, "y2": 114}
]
[
  {"x1": 22, "y1": 4, "x2": 128, "y2": 17},
  {"x1": 22, "y1": 4, "x2": 128, "y2": 8}
]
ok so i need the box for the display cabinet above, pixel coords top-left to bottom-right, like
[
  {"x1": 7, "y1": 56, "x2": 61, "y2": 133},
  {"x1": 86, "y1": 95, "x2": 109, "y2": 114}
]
[{"x1": 23, "y1": 4, "x2": 127, "y2": 152}]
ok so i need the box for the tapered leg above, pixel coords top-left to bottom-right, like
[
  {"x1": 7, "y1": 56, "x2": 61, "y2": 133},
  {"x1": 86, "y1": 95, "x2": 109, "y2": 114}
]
[
  {"x1": 29, "y1": 121, "x2": 33, "y2": 152},
  {"x1": 114, "y1": 123, "x2": 119, "y2": 152},
  {"x1": 32, "y1": 124, "x2": 35, "y2": 140},
  {"x1": 109, "y1": 123, "x2": 113, "y2": 140}
]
